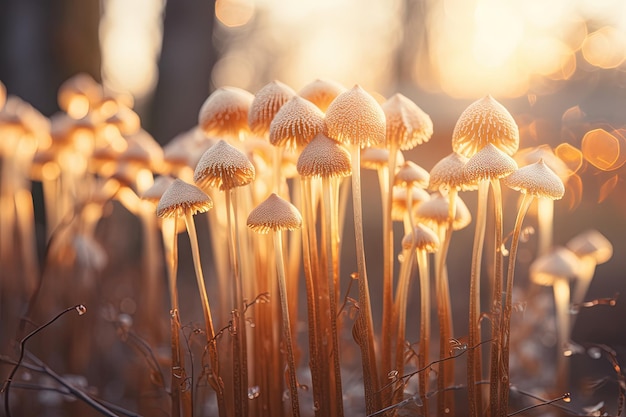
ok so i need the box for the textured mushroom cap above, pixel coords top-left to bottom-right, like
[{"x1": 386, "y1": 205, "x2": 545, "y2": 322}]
[
  {"x1": 141, "y1": 175, "x2": 176, "y2": 203},
  {"x1": 391, "y1": 186, "x2": 430, "y2": 221},
  {"x1": 463, "y1": 143, "x2": 517, "y2": 183},
  {"x1": 394, "y1": 161, "x2": 430, "y2": 189},
  {"x1": 198, "y1": 86, "x2": 253, "y2": 140},
  {"x1": 298, "y1": 78, "x2": 346, "y2": 113},
  {"x1": 324, "y1": 85, "x2": 386, "y2": 148},
  {"x1": 269, "y1": 96, "x2": 325, "y2": 149},
  {"x1": 566, "y1": 229, "x2": 613, "y2": 264},
  {"x1": 530, "y1": 246, "x2": 580, "y2": 286},
  {"x1": 452, "y1": 95, "x2": 519, "y2": 158},
  {"x1": 194, "y1": 140, "x2": 255, "y2": 190},
  {"x1": 297, "y1": 133, "x2": 351, "y2": 178},
  {"x1": 361, "y1": 147, "x2": 404, "y2": 170},
  {"x1": 248, "y1": 80, "x2": 296, "y2": 136},
  {"x1": 157, "y1": 179, "x2": 213, "y2": 218},
  {"x1": 515, "y1": 145, "x2": 571, "y2": 181},
  {"x1": 382, "y1": 93, "x2": 433, "y2": 151},
  {"x1": 247, "y1": 193, "x2": 302, "y2": 234},
  {"x1": 504, "y1": 159, "x2": 564, "y2": 199},
  {"x1": 415, "y1": 192, "x2": 472, "y2": 231},
  {"x1": 401, "y1": 224, "x2": 440, "y2": 252},
  {"x1": 428, "y1": 152, "x2": 477, "y2": 191}
]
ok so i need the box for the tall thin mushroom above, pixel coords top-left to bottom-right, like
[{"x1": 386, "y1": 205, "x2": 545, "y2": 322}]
[
  {"x1": 247, "y1": 193, "x2": 303, "y2": 417},
  {"x1": 156, "y1": 179, "x2": 225, "y2": 417}
]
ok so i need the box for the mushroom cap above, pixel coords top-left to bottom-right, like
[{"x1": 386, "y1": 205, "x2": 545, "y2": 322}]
[
  {"x1": 57, "y1": 73, "x2": 102, "y2": 118},
  {"x1": 163, "y1": 126, "x2": 216, "y2": 170},
  {"x1": 141, "y1": 175, "x2": 176, "y2": 204},
  {"x1": 463, "y1": 143, "x2": 517, "y2": 183},
  {"x1": 566, "y1": 229, "x2": 613, "y2": 264},
  {"x1": 391, "y1": 185, "x2": 430, "y2": 221},
  {"x1": 361, "y1": 147, "x2": 404, "y2": 170},
  {"x1": 401, "y1": 224, "x2": 440, "y2": 253},
  {"x1": 247, "y1": 193, "x2": 303, "y2": 234},
  {"x1": 452, "y1": 95, "x2": 519, "y2": 158},
  {"x1": 428, "y1": 152, "x2": 477, "y2": 192},
  {"x1": 198, "y1": 86, "x2": 253, "y2": 140},
  {"x1": 394, "y1": 161, "x2": 430, "y2": 189},
  {"x1": 414, "y1": 192, "x2": 472, "y2": 231},
  {"x1": 297, "y1": 133, "x2": 351, "y2": 178},
  {"x1": 504, "y1": 159, "x2": 564, "y2": 200},
  {"x1": 269, "y1": 96, "x2": 325, "y2": 150},
  {"x1": 514, "y1": 145, "x2": 571, "y2": 181},
  {"x1": 530, "y1": 246, "x2": 581, "y2": 286},
  {"x1": 324, "y1": 85, "x2": 386, "y2": 148},
  {"x1": 157, "y1": 178, "x2": 213, "y2": 218},
  {"x1": 120, "y1": 129, "x2": 164, "y2": 173},
  {"x1": 298, "y1": 78, "x2": 346, "y2": 113},
  {"x1": 194, "y1": 140, "x2": 255, "y2": 190},
  {"x1": 105, "y1": 105, "x2": 141, "y2": 136},
  {"x1": 382, "y1": 93, "x2": 433, "y2": 151},
  {"x1": 248, "y1": 80, "x2": 296, "y2": 137}
]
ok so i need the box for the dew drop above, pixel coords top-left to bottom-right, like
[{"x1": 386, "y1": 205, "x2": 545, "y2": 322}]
[
  {"x1": 247, "y1": 386, "x2": 260, "y2": 400},
  {"x1": 350, "y1": 272, "x2": 359, "y2": 280},
  {"x1": 588, "y1": 347, "x2": 602, "y2": 359},
  {"x1": 445, "y1": 407, "x2": 451, "y2": 414},
  {"x1": 76, "y1": 305, "x2": 87, "y2": 316},
  {"x1": 563, "y1": 393, "x2": 571, "y2": 403}
]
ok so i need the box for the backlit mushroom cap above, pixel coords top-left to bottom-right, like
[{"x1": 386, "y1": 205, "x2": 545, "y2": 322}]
[
  {"x1": 361, "y1": 147, "x2": 404, "y2": 170},
  {"x1": 163, "y1": 127, "x2": 216, "y2": 170},
  {"x1": 382, "y1": 93, "x2": 433, "y2": 151},
  {"x1": 194, "y1": 140, "x2": 255, "y2": 190},
  {"x1": 247, "y1": 193, "x2": 302, "y2": 234},
  {"x1": 324, "y1": 85, "x2": 386, "y2": 148},
  {"x1": 515, "y1": 145, "x2": 571, "y2": 181},
  {"x1": 452, "y1": 95, "x2": 519, "y2": 158},
  {"x1": 566, "y1": 229, "x2": 613, "y2": 264},
  {"x1": 530, "y1": 246, "x2": 581, "y2": 286},
  {"x1": 414, "y1": 192, "x2": 472, "y2": 231},
  {"x1": 401, "y1": 224, "x2": 440, "y2": 253},
  {"x1": 198, "y1": 86, "x2": 253, "y2": 140},
  {"x1": 57, "y1": 73, "x2": 102, "y2": 119},
  {"x1": 298, "y1": 78, "x2": 346, "y2": 113},
  {"x1": 504, "y1": 159, "x2": 564, "y2": 200},
  {"x1": 428, "y1": 152, "x2": 477, "y2": 192},
  {"x1": 463, "y1": 143, "x2": 517, "y2": 183},
  {"x1": 391, "y1": 186, "x2": 430, "y2": 221},
  {"x1": 105, "y1": 105, "x2": 141, "y2": 136},
  {"x1": 248, "y1": 80, "x2": 296, "y2": 136},
  {"x1": 297, "y1": 133, "x2": 351, "y2": 178},
  {"x1": 121, "y1": 129, "x2": 165, "y2": 172},
  {"x1": 157, "y1": 179, "x2": 213, "y2": 218},
  {"x1": 394, "y1": 161, "x2": 430, "y2": 189},
  {"x1": 0, "y1": 80, "x2": 5, "y2": 110},
  {"x1": 269, "y1": 96, "x2": 325, "y2": 150},
  {"x1": 141, "y1": 175, "x2": 176, "y2": 204}
]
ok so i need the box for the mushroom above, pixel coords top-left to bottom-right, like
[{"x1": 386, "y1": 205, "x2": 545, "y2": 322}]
[
  {"x1": 198, "y1": 86, "x2": 253, "y2": 141},
  {"x1": 156, "y1": 179, "x2": 225, "y2": 414},
  {"x1": 298, "y1": 78, "x2": 346, "y2": 113},
  {"x1": 566, "y1": 229, "x2": 613, "y2": 308},
  {"x1": 529, "y1": 246, "x2": 580, "y2": 396},
  {"x1": 247, "y1": 193, "x2": 303, "y2": 417},
  {"x1": 394, "y1": 224, "x2": 439, "y2": 410},
  {"x1": 324, "y1": 84, "x2": 385, "y2": 413},
  {"x1": 499, "y1": 159, "x2": 564, "y2": 413}
]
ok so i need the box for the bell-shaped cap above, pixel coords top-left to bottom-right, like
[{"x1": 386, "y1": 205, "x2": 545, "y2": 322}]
[
  {"x1": 428, "y1": 152, "x2": 476, "y2": 192},
  {"x1": 401, "y1": 224, "x2": 440, "y2": 253},
  {"x1": 530, "y1": 246, "x2": 580, "y2": 286},
  {"x1": 164, "y1": 127, "x2": 216, "y2": 171},
  {"x1": 298, "y1": 79, "x2": 346, "y2": 113},
  {"x1": 269, "y1": 96, "x2": 325, "y2": 150},
  {"x1": 415, "y1": 192, "x2": 472, "y2": 231},
  {"x1": 382, "y1": 93, "x2": 433, "y2": 151},
  {"x1": 566, "y1": 229, "x2": 613, "y2": 265},
  {"x1": 391, "y1": 185, "x2": 430, "y2": 221},
  {"x1": 297, "y1": 133, "x2": 351, "y2": 178},
  {"x1": 463, "y1": 143, "x2": 517, "y2": 183},
  {"x1": 247, "y1": 193, "x2": 302, "y2": 234},
  {"x1": 141, "y1": 175, "x2": 176, "y2": 204},
  {"x1": 194, "y1": 140, "x2": 255, "y2": 190},
  {"x1": 198, "y1": 86, "x2": 253, "y2": 140},
  {"x1": 514, "y1": 145, "x2": 571, "y2": 181},
  {"x1": 504, "y1": 159, "x2": 564, "y2": 200},
  {"x1": 452, "y1": 95, "x2": 519, "y2": 158},
  {"x1": 394, "y1": 161, "x2": 429, "y2": 189},
  {"x1": 157, "y1": 179, "x2": 213, "y2": 218},
  {"x1": 361, "y1": 147, "x2": 404, "y2": 171},
  {"x1": 248, "y1": 80, "x2": 296, "y2": 137},
  {"x1": 324, "y1": 85, "x2": 385, "y2": 148}
]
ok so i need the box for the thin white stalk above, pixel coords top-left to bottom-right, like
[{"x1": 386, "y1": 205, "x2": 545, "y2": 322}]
[
  {"x1": 417, "y1": 249, "x2": 431, "y2": 415},
  {"x1": 537, "y1": 198, "x2": 554, "y2": 257},
  {"x1": 553, "y1": 276, "x2": 570, "y2": 395}
]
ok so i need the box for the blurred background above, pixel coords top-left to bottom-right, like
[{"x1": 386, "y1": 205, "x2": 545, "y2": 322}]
[{"x1": 1, "y1": 0, "x2": 626, "y2": 415}]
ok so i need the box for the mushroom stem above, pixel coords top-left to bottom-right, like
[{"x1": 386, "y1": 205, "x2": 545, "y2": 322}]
[
  {"x1": 417, "y1": 248, "x2": 431, "y2": 413},
  {"x1": 273, "y1": 229, "x2": 301, "y2": 417},
  {"x1": 182, "y1": 211, "x2": 226, "y2": 417},
  {"x1": 349, "y1": 145, "x2": 380, "y2": 414},
  {"x1": 499, "y1": 193, "x2": 533, "y2": 415},
  {"x1": 489, "y1": 179, "x2": 504, "y2": 417},
  {"x1": 393, "y1": 246, "x2": 413, "y2": 403},
  {"x1": 537, "y1": 198, "x2": 554, "y2": 257},
  {"x1": 571, "y1": 257, "x2": 596, "y2": 309},
  {"x1": 553, "y1": 276, "x2": 571, "y2": 395},
  {"x1": 436, "y1": 189, "x2": 456, "y2": 417},
  {"x1": 467, "y1": 180, "x2": 488, "y2": 417}
]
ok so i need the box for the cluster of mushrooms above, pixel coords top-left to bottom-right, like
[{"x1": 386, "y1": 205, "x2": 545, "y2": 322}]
[{"x1": 0, "y1": 75, "x2": 615, "y2": 417}]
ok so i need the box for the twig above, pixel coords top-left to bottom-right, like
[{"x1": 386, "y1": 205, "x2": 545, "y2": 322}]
[{"x1": 509, "y1": 388, "x2": 573, "y2": 416}]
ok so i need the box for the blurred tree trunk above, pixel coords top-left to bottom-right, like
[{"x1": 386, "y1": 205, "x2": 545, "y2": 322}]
[{"x1": 147, "y1": 0, "x2": 219, "y2": 145}]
